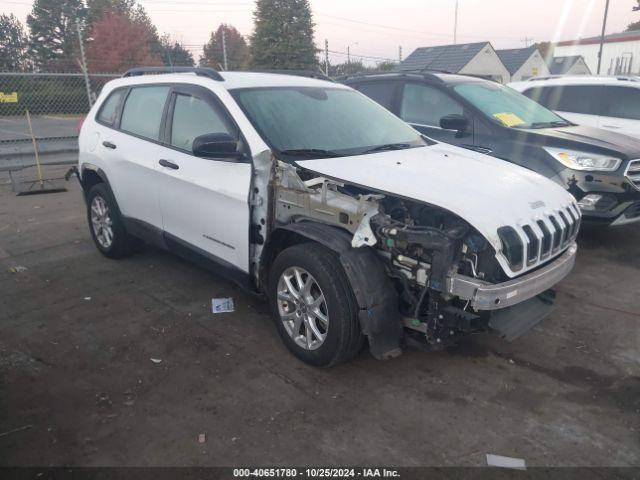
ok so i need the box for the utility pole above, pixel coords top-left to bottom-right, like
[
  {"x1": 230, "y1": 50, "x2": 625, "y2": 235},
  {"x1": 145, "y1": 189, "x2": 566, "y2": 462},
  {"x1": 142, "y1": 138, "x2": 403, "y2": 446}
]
[
  {"x1": 453, "y1": 0, "x2": 459, "y2": 44},
  {"x1": 522, "y1": 37, "x2": 533, "y2": 47},
  {"x1": 347, "y1": 42, "x2": 358, "y2": 65},
  {"x1": 221, "y1": 27, "x2": 228, "y2": 71},
  {"x1": 324, "y1": 39, "x2": 329, "y2": 76},
  {"x1": 398, "y1": 45, "x2": 402, "y2": 63},
  {"x1": 76, "y1": 18, "x2": 93, "y2": 107},
  {"x1": 597, "y1": 0, "x2": 610, "y2": 74}
]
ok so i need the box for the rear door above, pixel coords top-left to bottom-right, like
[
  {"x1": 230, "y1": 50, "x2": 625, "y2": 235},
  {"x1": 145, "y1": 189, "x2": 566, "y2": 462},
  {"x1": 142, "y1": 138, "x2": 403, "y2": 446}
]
[
  {"x1": 99, "y1": 85, "x2": 170, "y2": 229},
  {"x1": 155, "y1": 84, "x2": 253, "y2": 272},
  {"x1": 398, "y1": 82, "x2": 473, "y2": 146},
  {"x1": 597, "y1": 85, "x2": 640, "y2": 138}
]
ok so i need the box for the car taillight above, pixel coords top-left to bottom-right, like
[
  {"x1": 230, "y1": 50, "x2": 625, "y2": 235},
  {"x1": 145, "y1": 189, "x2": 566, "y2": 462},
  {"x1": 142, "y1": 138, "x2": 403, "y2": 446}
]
[{"x1": 77, "y1": 116, "x2": 85, "y2": 134}]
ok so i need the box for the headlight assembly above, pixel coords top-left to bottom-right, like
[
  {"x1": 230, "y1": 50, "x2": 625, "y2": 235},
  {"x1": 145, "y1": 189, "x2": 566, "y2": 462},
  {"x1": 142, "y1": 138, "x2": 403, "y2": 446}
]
[{"x1": 543, "y1": 147, "x2": 621, "y2": 172}]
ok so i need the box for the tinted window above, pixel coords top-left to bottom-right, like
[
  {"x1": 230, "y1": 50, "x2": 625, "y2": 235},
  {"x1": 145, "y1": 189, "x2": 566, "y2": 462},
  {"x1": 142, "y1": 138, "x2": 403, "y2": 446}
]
[
  {"x1": 120, "y1": 86, "x2": 170, "y2": 140},
  {"x1": 525, "y1": 85, "x2": 602, "y2": 115},
  {"x1": 233, "y1": 87, "x2": 423, "y2": 156},
  {"x1": 355, "y1": 82, "x2": 397, "y2": 110},
  {"x1": 604, "y1": 86, "x2": 640, "y2": 120},
  {"x1": 170, "y1": 94, "x2": 232, "y2": 152},
  {"x1": 400, "y1": 83, "x2": 463, "y2": 127},
  {"x1": 97, "y1": 89, "x2": 124, "y2": 125}
]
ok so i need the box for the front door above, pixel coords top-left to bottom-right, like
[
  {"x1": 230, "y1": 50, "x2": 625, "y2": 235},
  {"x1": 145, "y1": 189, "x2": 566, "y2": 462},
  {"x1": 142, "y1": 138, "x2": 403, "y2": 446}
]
[
  {"x1": 399, "y1": 82, "x2": 473, "y2": 147},
  {"x1": 155, "y1": 85, "x2": 253, "y2": 272}
]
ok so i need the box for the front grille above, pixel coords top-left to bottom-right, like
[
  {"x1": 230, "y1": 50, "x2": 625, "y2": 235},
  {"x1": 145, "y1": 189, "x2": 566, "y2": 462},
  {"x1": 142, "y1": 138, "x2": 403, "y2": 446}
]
[
  {"x1": 626, "y1": 160, "x2": 640, "y2": 190},
  {"x1": 500, "y1": 204, "x2": 581, "y2": 272}
]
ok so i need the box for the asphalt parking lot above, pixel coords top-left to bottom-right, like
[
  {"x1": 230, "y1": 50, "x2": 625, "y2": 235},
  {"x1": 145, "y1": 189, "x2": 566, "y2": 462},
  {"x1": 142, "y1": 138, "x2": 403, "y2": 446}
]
[{"x1": 0, "y1": 166, "x2": 638, "y2": 467}]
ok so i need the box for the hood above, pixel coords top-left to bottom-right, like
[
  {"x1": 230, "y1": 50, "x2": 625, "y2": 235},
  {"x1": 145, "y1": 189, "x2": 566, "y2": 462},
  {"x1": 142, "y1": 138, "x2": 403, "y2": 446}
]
[
  {"x1": 296, "y1": 143, "x2": 578, "y2": 275},
  {"x1": 519, "y1": 124, "x2": 640, "y2": 159}
]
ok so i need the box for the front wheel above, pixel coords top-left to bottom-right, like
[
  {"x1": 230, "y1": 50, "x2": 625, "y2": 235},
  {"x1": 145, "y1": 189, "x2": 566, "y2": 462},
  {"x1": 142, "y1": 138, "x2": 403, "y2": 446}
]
[{"x1": 268, "y1": 243, "x2": 364, "y2": 367}]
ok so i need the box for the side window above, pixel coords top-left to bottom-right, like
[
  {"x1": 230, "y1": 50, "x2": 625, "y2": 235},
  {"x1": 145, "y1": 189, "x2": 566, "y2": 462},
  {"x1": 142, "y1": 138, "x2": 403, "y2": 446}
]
[
  {"x1": 170, "y1": 93, "x2": 233, "y2": 153},
  {"x1": 355, "y1": 82, "x2": 398, "y2": 110},
  {"x1": 96, "y1": 89, "x2": 124, "y2": 126},
  {"x1": 521, "y1": 87, "x2": 550, "y2": 106},
  {"x1": 603, "y1": 86, "x2": 640, "y2": 120},
  {"x1": 120, "y1": 86, "x2": 170, "y2": 140},
  {"x1": 535, "y1": 85, "x2": 602, "y2": 115},
  {"x1": 400, "y1": 83, "x2": 463, "y2": 127}
]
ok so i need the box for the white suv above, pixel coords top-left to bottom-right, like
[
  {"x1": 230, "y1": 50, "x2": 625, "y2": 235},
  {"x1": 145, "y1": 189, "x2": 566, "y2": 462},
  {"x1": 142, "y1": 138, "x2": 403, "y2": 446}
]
[
  {"x1": 510, "y1": 75, "x2": 640, "y2": 139},
  {"x1": 78, "y1": 67, "x2": 580, "y2": 367}
]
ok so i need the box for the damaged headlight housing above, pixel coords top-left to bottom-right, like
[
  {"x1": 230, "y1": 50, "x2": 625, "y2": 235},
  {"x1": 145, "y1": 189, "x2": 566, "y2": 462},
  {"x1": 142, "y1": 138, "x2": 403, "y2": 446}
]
[{"x1": 544, "y1": 147, "x2": 621, "y2": 172}]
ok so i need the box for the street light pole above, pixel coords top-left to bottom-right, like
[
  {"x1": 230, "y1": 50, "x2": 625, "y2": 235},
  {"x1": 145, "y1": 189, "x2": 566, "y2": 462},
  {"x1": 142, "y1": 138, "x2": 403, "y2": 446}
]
[
  {"x1": 347, "y1": 42, "x2": 358, "y2": 65},
  {"x1": 454, "y1": 0, "x2": 459, "y2": 44},
  {"x1": 597, "y1": 0, "x2": 610, "y2": 75}
]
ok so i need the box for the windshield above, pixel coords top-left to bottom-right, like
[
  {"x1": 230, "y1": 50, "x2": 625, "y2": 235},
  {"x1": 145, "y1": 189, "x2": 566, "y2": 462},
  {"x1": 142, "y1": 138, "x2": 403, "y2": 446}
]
[
  {"x1": 232, "y1": 87, "x2": 425, "y2": 158},
  {"x1": 453, "y1": 82, "x2": 569, "y2": 129}
]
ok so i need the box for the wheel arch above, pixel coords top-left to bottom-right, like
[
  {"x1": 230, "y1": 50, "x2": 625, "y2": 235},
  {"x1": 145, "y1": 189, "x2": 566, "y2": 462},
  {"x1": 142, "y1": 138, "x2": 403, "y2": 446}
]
[{"x1": 261, "y1": 221, "x2": 403, "y2": 360}]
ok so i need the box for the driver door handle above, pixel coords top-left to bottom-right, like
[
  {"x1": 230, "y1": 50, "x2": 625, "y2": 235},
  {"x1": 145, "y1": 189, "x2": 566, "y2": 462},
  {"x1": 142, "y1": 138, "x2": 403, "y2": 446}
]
[
  {"x1": 102, "y1": 141, "x2": 116, "y2": 149},
  {"x1": 159, "y1": 159, "x2": 179, "y2": 170}
]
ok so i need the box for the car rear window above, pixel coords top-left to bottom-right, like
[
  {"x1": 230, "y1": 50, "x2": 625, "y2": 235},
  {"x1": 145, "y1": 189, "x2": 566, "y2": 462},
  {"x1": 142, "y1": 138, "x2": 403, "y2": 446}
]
[
  {"x1": 603, "y1": 86, "x2": 640, "y2": 120},
  {"x1": 96, "y1": 89, "x2": 125, "y2": 126},
  {"x1": 120, "y1": 86, "x2": 170, "y2": 141},
  {"x1": 523, "y1": 85, "x2": 602, "y2": 115}
]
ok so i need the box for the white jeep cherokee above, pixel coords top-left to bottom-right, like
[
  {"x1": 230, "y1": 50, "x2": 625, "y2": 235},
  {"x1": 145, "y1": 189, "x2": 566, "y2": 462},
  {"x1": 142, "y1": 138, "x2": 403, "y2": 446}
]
[{"x1": 78, "y1": 67, "x2": 580, "y2": 367}]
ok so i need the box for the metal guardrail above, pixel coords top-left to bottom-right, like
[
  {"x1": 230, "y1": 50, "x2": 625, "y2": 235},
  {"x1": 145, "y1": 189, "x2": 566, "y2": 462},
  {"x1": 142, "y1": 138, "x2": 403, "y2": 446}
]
[{"x1": 0, "y1": 136, "x2": 78, "y2": 172}]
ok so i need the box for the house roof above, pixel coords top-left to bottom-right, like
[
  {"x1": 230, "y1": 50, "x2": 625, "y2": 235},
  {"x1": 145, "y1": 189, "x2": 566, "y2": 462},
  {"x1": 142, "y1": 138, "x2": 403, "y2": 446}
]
[
  {"x1": 496, "y1": 47, "x2": 538, "y2": 74},
  {"x1": 557, "y1": 30, "x2": 640, "y2": 47},
  {"x1": 548, "y1": 55, "x2": 587, "y2": 74},
  {"x1": 398, "y1": 42, "x2": 489, "y2": 73}
]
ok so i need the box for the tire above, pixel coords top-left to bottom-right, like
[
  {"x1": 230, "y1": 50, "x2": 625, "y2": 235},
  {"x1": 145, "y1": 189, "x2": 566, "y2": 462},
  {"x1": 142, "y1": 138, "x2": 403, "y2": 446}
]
[
  {"x1": 268, "y1": 242, "x2": 364, "y2": 367},
  {"x1": 86, "y1": 183, "x2": 135, "y2": 258}
]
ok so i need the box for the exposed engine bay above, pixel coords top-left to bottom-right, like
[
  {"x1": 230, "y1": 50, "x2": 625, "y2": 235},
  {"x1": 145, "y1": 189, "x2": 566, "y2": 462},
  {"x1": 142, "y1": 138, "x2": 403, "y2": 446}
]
[{"x1": 269, "y1": 161, "x2": 527, "y2": 348}]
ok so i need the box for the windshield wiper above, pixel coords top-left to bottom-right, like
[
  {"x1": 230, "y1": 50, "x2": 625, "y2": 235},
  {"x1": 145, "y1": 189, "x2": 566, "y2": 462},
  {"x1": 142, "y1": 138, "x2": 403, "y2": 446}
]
[
  {"x1": 278, "y1": 148, "x2": 341, "y2": 158},
  {"x1": 528, "y1": 121, "x2": 570, "y2": 129},
  {"x1": 363, "y1": 143, "x2": 413, "y2": 154}
]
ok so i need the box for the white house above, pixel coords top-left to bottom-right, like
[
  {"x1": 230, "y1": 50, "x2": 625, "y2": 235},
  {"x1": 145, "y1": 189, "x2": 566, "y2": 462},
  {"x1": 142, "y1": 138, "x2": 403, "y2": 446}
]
[
  {"x1": 497, "y1": 47, "x2": 551, "y2": 82},
  {"x1": 554, "y1": 30, "x2": 640, "y2": 75},
  {"x1": 399, "y1": 42, "x2": 510, "y2": 83}
]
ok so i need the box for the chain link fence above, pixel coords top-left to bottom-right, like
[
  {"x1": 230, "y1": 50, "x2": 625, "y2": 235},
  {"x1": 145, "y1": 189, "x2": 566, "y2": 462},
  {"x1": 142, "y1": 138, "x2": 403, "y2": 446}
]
[{"x1": 0, "y1": 72, "x2": 118, "y2": 192}]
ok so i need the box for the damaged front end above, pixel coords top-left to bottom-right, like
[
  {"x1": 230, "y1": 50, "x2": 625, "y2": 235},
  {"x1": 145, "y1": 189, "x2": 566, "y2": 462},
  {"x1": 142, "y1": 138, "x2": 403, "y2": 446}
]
[{"x1": 262, "y1": 161, "x2": 576, "y2": 359}]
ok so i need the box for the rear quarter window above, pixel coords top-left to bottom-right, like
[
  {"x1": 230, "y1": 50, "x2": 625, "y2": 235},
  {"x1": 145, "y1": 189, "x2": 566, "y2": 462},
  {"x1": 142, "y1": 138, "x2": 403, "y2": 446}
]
[{"x1": 96, "y1": 89, "x2": 125, "y2": 126}]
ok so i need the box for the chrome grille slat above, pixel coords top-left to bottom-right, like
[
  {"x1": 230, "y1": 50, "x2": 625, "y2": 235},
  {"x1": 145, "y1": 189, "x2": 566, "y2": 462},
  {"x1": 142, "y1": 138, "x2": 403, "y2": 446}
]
[
  {"x1": 626, "y1": 160, "x2": 640, "y2": 190},
  {"x1": 505, "y1": 204, "x2": 580, "y2": 273}
]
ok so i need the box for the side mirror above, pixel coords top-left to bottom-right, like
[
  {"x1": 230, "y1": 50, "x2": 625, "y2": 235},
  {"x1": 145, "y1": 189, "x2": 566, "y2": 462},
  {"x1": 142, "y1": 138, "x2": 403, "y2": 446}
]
[
  {"x1": 440, "y1": 114, "x2": 469, "y2": 132},
  {"x1": 192, "y1": 132, "x2": 241, "y2": 159}
]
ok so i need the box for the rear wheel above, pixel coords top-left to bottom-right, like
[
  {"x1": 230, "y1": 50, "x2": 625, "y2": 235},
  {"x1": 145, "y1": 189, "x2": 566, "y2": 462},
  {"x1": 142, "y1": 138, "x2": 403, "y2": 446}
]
[
  {"x1": 86, "y1": 183, "x2": 135, "y2": 258},
  {"x1": 268, "y1": 243, "x2": 364, "y2": 367}
]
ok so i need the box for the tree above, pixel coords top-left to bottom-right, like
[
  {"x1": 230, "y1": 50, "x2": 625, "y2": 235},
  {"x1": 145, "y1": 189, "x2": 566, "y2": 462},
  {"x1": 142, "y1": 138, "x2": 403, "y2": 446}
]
[
  {"x1": 85, "y1": 11, "x2": 162, "y2": 72},
  {"x1": 27, "y1": 0, "x2": 86, "y2": 70},
  {"x1": 533, "y1": 41, "x2": 554, "y2": 62},
  {"x1": 628, "y1": 1, "x2": 640, "y2": 31},
  {"x1": 160, "y1": 36, "x2": 195, "y2": 67},
  {"x1": 250, "y1": 0, "x2": 318, "y2": 70},
  {"x1": 0, "y1": 14, "x2": 30, "y2": 71},
  {"x1": 200, "y1": 24, "x2": 248, "y2": 70}
]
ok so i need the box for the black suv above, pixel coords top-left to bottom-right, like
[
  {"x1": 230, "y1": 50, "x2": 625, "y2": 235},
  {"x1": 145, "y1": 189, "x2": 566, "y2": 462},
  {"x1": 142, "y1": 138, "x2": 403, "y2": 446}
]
[{"x1": 344, "y1": 72, "x2": 640, "y2": 227}]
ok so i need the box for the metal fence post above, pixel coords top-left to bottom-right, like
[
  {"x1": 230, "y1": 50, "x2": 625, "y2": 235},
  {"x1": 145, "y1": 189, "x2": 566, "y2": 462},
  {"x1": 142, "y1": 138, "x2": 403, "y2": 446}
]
[{"x1": 76, "y1": 19, "x2": 93, "y2": 108}]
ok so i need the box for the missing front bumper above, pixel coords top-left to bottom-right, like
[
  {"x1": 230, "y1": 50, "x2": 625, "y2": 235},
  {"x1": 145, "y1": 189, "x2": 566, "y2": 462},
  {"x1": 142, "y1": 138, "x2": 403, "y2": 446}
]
[{"x1": 447, "y1": 243, "x2": 577, "y2": 311}]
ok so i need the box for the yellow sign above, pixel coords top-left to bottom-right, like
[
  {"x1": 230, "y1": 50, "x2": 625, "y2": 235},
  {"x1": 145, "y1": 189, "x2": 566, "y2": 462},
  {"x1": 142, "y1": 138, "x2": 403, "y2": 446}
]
[
  {"x1": 532, "y1": 67, "x2": 539, "y2": 76},
  {"x1": 493, "y1": 112, "x2": 525, "y2": 127},
  {"x1": 0, "y1": 92, "x2": 18, "y2": 103}
]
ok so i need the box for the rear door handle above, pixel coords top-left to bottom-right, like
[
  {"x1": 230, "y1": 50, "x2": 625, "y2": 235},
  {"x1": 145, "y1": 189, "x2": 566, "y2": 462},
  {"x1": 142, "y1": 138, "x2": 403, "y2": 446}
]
[
  {"x1": 159, "y1": 159, "x2": 179, "y2": 170},
  {"x1": 102, "y1": 141, "x2": 116, "y2": 149},
  {"x1": 602, "y1": 125, "x2": 621, "y2": 129}
]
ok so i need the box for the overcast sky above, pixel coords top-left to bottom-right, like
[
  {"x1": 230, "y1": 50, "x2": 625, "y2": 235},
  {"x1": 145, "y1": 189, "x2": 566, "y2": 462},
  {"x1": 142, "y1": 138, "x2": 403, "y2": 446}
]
[{"x1": 4, "y1": 0, "x2": 639, "y2": 63}]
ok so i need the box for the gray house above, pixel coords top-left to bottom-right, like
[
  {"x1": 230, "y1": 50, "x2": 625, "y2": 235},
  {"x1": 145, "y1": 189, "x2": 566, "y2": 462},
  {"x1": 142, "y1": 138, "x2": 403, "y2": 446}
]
[
  {"x1": 548, "y1": 56, "x2": 591, "y2": 75},
  {"x1": 399, "y1": 41, "x2": 510, "y2": 83},
  {"x1": 497, "y1": 46, "x2": 550, "y2": 82}
]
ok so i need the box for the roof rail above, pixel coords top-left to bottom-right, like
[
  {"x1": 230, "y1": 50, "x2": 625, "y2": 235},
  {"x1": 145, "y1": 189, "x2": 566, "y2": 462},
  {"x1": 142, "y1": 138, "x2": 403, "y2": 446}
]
[
  {"x1": 339, "y1": 70, "x2": 445, "y2": 83},
  {"x1": 247, "y1": 69, "x2": 334, "y2": 82},
  {"x1": 122, "y1": 66, "x2": 224, "y2": 82}
]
